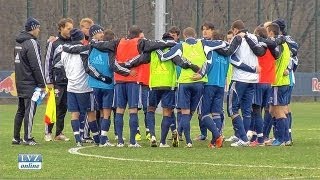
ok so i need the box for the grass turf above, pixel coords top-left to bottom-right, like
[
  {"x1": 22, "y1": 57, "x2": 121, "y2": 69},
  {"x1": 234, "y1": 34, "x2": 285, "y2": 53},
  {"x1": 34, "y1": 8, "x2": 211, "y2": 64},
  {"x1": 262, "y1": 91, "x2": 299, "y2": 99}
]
[{"x1": 0, "y1": 103, "x2": 320, "y2": 179}]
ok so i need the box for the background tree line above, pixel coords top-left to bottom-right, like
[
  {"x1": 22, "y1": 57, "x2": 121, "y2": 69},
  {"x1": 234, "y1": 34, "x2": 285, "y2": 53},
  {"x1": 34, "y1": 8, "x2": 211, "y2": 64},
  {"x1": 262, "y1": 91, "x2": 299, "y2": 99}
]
[{"x1": 0, "y1": 0, "x2": 319, "y2": 73}]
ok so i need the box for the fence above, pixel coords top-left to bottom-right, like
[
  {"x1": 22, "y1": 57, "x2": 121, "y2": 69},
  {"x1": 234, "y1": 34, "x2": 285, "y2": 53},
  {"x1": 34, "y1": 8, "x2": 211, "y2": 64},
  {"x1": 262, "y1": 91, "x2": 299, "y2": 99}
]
[{"x1": 1, "y1": 71, "x2": 320, "y2": 100}]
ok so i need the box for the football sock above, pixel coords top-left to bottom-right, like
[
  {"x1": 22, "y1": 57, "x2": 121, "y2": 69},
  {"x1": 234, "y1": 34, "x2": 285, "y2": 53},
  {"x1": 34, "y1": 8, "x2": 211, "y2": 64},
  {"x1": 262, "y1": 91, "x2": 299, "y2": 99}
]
[
  {"x1": 253, "y1": 108, "x2": 263, "y2": 143},
  {"x1": 129, "y1": 113, "x2": 138, "y2": 145},
  {"x1": 100, "y1": 119, "x2": 110, "y2": 144},
  {"x1": 146, "y1": 111, "x2": 156, "y2": 136},
  {"x1": 284, "y1": 116, "x2": 290, "y2": 142},
  {"x1": 275, "y1": 118, "x2": 286, "y2": 142},
  {"x1": 170, "y1": 112, "x2": 177, "y2": 132},
  {"x1": 177, "y1": 111, "x2": 183, "y2": 136},
  {"x1": 181, "y1": 114, "x2": 192, "y2": 144},
  {"x1": 115, "y1": 113, "x2": 124, "y2": 144},
  {"x1": 202, "y1": 115, "x2": 220, "y2": 143},
  {"x1": 212, "y1": 114, "x2": 222, "y2": 134},
  {"x1": 232, "y1": 115, "x2": 248, "y2": 142},
  {"x1": 243, "y1": 116, "x2": 251, "y2": 133},
  {"x1": 160, "y1": 116, "x2": 171, "y2": 144},
  {"x1": 263, "y1": 110, "x2": 272, "y2": 139},
  {"x1": 71, "y1": 119, "x2": 81, "y2": 143},
  {"x1": 287, "y1": 112, "x2": 292, "y2": 141},
  {"x1": 88, "y1": 120, "x2": 100, "y2": 144}
]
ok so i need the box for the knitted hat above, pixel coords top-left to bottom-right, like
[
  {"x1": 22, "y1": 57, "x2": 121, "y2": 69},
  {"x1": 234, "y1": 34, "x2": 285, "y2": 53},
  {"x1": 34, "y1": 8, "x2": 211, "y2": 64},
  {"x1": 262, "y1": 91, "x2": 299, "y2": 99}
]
[
  {"x1": 273, "y1": 18, "x2": 286, "y2": 33},
  {"x1": 70, "y1": 28, "x2": 84, "y2": 41},
  {"x1": 89, "y1": 24, "x2": 104, "y2": 37},
  {"x1": 25, "y1": 17, "x2": 40, "y2": 31}
]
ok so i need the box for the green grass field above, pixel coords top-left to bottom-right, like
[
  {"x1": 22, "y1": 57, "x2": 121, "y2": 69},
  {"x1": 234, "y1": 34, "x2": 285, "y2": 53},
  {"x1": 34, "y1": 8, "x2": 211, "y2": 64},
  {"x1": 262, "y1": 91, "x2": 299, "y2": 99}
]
[{"x1": 1, "y1": 103, "x2": 320, "y2": 179}]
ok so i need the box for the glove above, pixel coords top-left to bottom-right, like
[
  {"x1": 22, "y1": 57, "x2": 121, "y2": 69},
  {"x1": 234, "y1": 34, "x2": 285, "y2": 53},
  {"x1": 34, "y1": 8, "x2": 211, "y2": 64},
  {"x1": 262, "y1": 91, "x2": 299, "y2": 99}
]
[
  {"x1": 190, "y1": 64, "x2": 200, "y2": 73},
  {"x1": 279, "y1": 35, "x2": 286, "y2": 44},
  {"x1": 118, "y1": 62, "x2": 131, "y2": 68},
  {"x1": 101, "y1": 76, "x2": 113, "y2": 84}
]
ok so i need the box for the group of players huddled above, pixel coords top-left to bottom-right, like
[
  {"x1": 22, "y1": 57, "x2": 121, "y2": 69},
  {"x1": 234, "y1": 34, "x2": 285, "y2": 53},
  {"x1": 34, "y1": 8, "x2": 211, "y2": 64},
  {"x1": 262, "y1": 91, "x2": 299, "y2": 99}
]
[{"x1": 12, "y1": 16, "x2": 298, "y2": 148}]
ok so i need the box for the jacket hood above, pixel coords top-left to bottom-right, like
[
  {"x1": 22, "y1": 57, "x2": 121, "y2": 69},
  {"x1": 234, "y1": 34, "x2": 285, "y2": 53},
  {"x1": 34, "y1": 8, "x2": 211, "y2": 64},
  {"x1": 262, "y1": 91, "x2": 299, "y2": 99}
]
[{"x1": 16, "y1": 31, "x2": 36, "y2": 43}]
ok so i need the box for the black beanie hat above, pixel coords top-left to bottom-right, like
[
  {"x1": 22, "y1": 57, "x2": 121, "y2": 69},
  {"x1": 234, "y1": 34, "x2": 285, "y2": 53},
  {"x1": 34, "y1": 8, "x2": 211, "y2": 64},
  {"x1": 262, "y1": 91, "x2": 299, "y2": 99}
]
[
  {"x1": 89, "y1": 24, "x2": 104, "y2": 37},
  {"x1": 70, "y1": 28, "x2": 84, "y2": 41},
  {"x1": 273, "y1": 18, "x2": 286, "y2": 33},
  {"x1": 25, "y1": 17, "x2": 40, "y2": 31}
]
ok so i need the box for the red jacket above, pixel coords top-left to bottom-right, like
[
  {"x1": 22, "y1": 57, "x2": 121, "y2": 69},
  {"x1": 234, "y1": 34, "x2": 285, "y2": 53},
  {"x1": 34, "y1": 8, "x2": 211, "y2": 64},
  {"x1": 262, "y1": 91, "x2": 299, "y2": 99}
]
[
  {"x1": 259, "y1": 49, "x2": 275, "y2": 84},
  {"x1": 115, "y1": 38, "x2": 140, "y2": 83},
  {"x1": 137, "y1": 63, "x2": 150, "y2": 86}
]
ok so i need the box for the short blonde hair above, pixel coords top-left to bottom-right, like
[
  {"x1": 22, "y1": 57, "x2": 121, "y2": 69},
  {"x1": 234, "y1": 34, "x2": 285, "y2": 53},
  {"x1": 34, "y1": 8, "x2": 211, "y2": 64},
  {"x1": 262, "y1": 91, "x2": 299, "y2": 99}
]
[
  {"x1": 263, "y1": 21, "x2": 272, "y2": 28},
  {"x1": 80, "y1": 18, "x2": 94, "y2": 27},
  {"x1": 183, "y1": 27, "x2": 196, "y2": 38}
]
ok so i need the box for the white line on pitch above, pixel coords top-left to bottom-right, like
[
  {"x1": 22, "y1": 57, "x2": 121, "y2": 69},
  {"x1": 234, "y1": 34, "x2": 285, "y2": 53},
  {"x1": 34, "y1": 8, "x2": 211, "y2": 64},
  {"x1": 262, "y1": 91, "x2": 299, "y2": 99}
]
[
  {"x1": 282, "y1": 176, "x2": 320, "y2": 179},
  {"x1": 68, "y1": 146, "x2": 320, "y2": 171}
]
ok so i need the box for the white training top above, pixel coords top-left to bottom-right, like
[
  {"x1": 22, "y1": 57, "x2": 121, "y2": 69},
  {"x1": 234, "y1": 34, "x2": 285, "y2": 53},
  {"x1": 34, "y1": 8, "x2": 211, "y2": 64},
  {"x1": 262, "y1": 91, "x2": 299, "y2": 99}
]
[
  {"x1": 59, "y1": 52, "x2": 93, "y2": 93},
  {"x1": 230, "y1": 33, "x2": 259, "y2": 83}
]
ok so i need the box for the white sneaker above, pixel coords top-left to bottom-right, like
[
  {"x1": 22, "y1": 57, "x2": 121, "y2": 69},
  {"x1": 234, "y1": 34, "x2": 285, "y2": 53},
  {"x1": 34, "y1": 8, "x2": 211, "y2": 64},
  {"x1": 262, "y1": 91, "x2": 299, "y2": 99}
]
[
  {"x1": 159, "y1": 143, "x2": 170, "y2": 148},
  {"x1": 116, "y1": 143, "x2": 124, "y2": 148},
  {"x1": 185, "y1": 143, "x2": 193, "y2": 148},
  {"x1": 128, "y1": 143, "x2": 141, "y2": 148},
  {"x1": 44, "y1": 134, "x2": 53, "y2": 142},
  {"x1": 246, "y1": 130, "x2": 255, "y2": 141},
  {"x1": 225, "y1": 135, "x2": 239, "y2": 142},
  {"x1": 99, "y1": 141, "x2": 115, "y2": 147},
  {"x1": 82, "y1": 137, "x2": 94, "y2": 143},
  {"x1": 150, "y1": 136, "x2": 157, "y2": 147},
  {"x1": 285, "y1": 140, "x2": 293, "y2": 146},
  {"x1": 76, "y1": 142, "x2": 83, "y2": 147},
  {"x1": 230, "y1": 140, "x2": 249, "y2": 147}
]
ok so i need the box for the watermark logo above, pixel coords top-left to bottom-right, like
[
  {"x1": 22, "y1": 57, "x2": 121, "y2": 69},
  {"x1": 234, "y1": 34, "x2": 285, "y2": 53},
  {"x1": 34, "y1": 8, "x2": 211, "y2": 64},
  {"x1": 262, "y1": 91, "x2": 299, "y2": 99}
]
[{"x1": 18, "y1": 154, "x2": 42, "y2": 170}]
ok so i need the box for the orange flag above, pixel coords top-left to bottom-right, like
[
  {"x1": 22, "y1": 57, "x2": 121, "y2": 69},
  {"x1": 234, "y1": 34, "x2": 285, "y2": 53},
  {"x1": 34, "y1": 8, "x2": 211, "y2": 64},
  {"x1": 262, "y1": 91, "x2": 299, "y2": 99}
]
[{"x1": 44, "y1": 88, "x2": 56, "y2": 124}]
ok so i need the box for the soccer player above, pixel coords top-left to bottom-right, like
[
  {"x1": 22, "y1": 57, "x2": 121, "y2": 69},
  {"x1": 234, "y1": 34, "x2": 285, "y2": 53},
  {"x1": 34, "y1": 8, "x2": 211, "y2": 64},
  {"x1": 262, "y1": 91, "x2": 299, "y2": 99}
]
[
  {"x1": 244, "y1": 26, "x2": 285, "y2": 146},
  {"x1": 79, "y1": 18, "x2": 94, "y2": 142},
  {"x1": 265, "y1": 23, "x2": 291, "y2": 146},
  {"x1": 44, "y1": 18, "x2": 73, "y2": 142},
  {"x1": 192, "y1": 31, "x2": 229, "y2": 148},
  {"x1": 226, "y1": 30, "x2": 234, "y2": 43},
  {"x1": 79, "y1": 18, "x2": 94, "y2": 45},
  {"x1": 161, "y1": 27, "x2": 226, "y2": 147},
  {"x1": 273, "y1": 18, "x2": 299, "y2": 145},
  {"x1": 167, "y1": 26, "x2": 182, "y2": 140},
  {"x1": 135, "y1": 32, "x2": 150, "y2": 141},
  {"x1": 88, "y1": 24, "x2": 113, "y2": 146},
  {"x1": 91, "y1": 25, "x2": 176, "y2": 147},
  {"x1": 195, "y1": 22, "x2": 216, "y2": 141},
  {"x1": 57, "y1": 28, "x2": 112, "y2": 146},
  {"x1": 223, "y1": 20, "x2": 264, "y2": 147},
  {"x1": 87, "y1": 25, "x2": 133, "y2": 147},
  {"x1": 12, "y1": 17, "x2": 45, "y2": 145},
  {"x1": 168, "y1": 26, "x2": 181, "y2": 42},
  {"x1": 102, "y1": 29, "x2": 122, "y2": 141}
]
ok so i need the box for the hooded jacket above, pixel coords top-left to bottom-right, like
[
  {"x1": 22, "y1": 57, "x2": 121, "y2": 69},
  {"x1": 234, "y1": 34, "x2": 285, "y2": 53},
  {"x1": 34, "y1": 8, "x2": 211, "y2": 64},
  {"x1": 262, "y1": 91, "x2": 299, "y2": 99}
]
[
  {"x1": 14, "y1": 31, "x2": 46, "y2": 98},
  {"x1": 45, "y1": 33, "x2": 72, "y2": 85}
]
